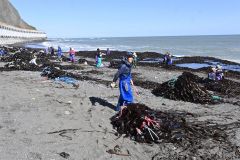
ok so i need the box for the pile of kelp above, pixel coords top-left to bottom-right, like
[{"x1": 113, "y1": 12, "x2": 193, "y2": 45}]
[
  {"x1": 41, "y1": 66, "x2": 73, "y2": 79},
  {"x1": 0, "y1": 47, "x2": 85, "y2": 72},
  {"x1": 41, "y1": 65, "x2": 111, "y2": 86},
  {"x1": 112, "y1": 103, "x2": 189, "y2": 143},
  {"x1": 152, "y1": 72, "x2": 240, "y2": 104},
  {"x1": 152, "y1": 72, "x2": 214, "y2": 104},
  {"x1": 112, "y1": 103, "x2": 240, "y2": 159},
  {"x1": 204, "y1": 79, "x2": 240, "y2": 98},
  {"x1": 2, "y1": 50, "x2": 41, "y2": 71}
]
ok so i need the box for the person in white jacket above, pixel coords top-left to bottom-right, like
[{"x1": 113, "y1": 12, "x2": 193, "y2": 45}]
[{"x1": 29, "y1": 55, "x2": 38, "y2": 66}]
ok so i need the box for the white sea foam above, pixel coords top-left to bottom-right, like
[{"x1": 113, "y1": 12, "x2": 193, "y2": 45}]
[
  {"x1": 25, "y1": 35, "x2": 240, "y2": 62},
  {"x1": 224, "y1": 59, "x2": 240, "y2": 64}
]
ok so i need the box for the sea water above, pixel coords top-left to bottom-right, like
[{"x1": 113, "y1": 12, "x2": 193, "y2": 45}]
[{"x1": 25, "y1": 35, "x2": 240, "y2": 63}]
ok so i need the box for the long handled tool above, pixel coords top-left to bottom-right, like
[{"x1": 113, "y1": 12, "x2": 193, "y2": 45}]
[{"x1": 132, "y1": 83, "x2": 140, "y2": 97}]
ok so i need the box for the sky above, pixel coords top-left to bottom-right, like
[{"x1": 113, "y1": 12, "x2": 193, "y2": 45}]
[{"x1": 10, "y1": 0, "x2": 240, "y2": 38}]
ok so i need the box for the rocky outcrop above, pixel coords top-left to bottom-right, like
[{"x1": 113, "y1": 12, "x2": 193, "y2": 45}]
[{"x1": 0, "y1": 0, "x2": 36, "y2": 30}]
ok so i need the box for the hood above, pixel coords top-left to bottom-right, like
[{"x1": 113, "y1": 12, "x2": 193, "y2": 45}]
[{"x1": 121, "y1": 58, "x2": 132, "y2": 68}]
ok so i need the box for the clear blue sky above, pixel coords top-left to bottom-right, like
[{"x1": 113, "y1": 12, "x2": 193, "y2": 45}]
[{"x1": 10, "y1": 0, "x2": 240, "y2": 38}]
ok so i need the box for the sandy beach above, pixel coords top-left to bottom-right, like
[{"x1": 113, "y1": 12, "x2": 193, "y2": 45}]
[
  {"x1": 1, "y1": 0, "x2": 240, "y2": 159},
  {"x1": 0, "y1": 48, "x2": 240, "y2": 160}
]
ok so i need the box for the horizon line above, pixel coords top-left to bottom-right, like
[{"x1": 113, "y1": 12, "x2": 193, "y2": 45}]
[{"x1": 48, "y1": 34, "x2": 240, "y2": 39}]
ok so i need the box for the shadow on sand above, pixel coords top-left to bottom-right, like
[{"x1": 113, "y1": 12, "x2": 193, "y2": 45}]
[{"x1": 89, "y1": 97, "x2": 115, "y2": 110}]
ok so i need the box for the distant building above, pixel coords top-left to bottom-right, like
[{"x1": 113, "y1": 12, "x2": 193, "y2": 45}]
[
  {"x1": 0, "y1": 22, "x2": 47, "y2": 45},
  {"x1": 0, "y1": 0, "x2": 47, "y2": 45}
]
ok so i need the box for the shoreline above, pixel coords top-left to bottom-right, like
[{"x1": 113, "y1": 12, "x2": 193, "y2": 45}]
[
  {"x1": 4, "y1": 45, "x2": 240, "y2": 79},
  {"x1": 13, "y1": 34, "x2": 240, "y2": 63},
  {"x1": 11, "y1": 41, "x2": 240, "y2": 65}
]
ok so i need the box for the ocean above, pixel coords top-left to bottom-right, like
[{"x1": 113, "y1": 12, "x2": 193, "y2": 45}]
[{"x1": 25, "y1": 35, "x2": 240, "y2": 63}]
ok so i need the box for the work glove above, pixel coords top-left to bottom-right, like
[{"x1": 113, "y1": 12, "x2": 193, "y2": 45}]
[{"x1": 110, "y1": 82, "x2": 116, "y2": 88}]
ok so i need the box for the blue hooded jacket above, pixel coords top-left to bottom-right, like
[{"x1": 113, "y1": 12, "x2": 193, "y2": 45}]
[{"x1": 113, "y1": 59, "x2": 133, "y2": 102}]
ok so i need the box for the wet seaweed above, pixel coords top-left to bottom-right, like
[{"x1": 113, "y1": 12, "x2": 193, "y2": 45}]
[
  {"x1": 41, "y1": 66, "x2": 111, "y2": 86},
  {"x1": 152, "y1": 72, "x2": 214, "y2": 104},
  {"x1": 82, "y1": 70, "x2": 104, "y2": 75},
  {"x1": 204, "y1": 79, "x2": 240, "y2": 98},
  {"x1": 152, "y1": 72, "x2": 240, "y2": 104},
  {"x1": 111, "y1": 103, "x2": 240, "y2": 159}
]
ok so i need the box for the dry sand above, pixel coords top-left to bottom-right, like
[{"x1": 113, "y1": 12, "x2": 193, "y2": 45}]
[{"x1": 0, "y1": 60, "x2": 240, "y2": 160}]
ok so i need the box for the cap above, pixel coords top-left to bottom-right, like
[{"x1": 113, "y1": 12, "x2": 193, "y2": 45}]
[{"x1": 126, "y1": 52, "x2": 134, "y2": 58}]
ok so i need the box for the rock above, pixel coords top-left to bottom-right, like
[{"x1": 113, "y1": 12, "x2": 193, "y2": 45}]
[
  {"x1": 64, "y1": 111, "x2": 71, "y2": 115},
  {"x1": 59, "y1": 152, "x2": 70, "y2": 159}
]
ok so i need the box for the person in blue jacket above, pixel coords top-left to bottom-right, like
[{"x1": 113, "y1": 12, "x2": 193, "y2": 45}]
[
  {"x1": 0, "y1": 48, "x2": 7, "y2": 56},
  {"x1": 163, "y1": 52, "x2": 173, "y2": 66},
  {"x1": 57, "y1": 46, "x2": 62, "y2": 61},
  {"x1": 111, "y1": 52, "x2": 134, "y2": 111},
  {"x1": 0, "y1": 49, "x2": 4, "y2": 56}
]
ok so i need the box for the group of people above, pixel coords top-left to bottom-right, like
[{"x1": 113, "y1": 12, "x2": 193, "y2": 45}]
[
  {"x1": 44, "y1": 46, "x2": 55, "y2": 55},
  {"x1": 3, "y1": 44, "x2": 226, "y2": 113},
  {"x1": 43, "y1": 46, "x2": 76, "y2": 63},
  {"x1": 30, "y1": 46, "x2": 172, "y2": 113},
  {"x1": 95, "y1": 48, "x2": 138, "y2": 68},
  {"x1": 208, "y1": 65, "x2": 224, "y2": 81}
]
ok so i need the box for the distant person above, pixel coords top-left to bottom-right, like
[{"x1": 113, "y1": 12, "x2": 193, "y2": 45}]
[
  {"x1": 69, "y1": 47, "x2": 76, "y2": 63},
  {"x1": 50, "y1": 46, "x2": 55, "y2": 56},
  {"x1": 208, "y1": 67, "x2": 217, "y2": 80},
  {"x1": 132, "y1": 52, "x2": 138, "y2": 68},
  {"x1": 111, "y1": 52, "x2": 135, "y2": 111},
  {"x1": 57, "y1": 46, "x2": 63, "y2": 61},
  {"x1": 29, "y1": 55, "x2": 38, "y2": 66},
  {"x1": 0, "y1": 49, "x2": 3, "y2": 57},
  {"x1": 45, "y1": 47, "x2": 49, "y2": 54},
  {"x1": 106, "y1": 48, "x2": 111, "y2": 55},
  {"x1": 0, "y1": 48, "x2": 6, "y2": 57},
  {"x1": 96, "y1": 48, "x2": 105, "y2": 68},
  {"x1": 48, "y1": 47, "x2": 51, "y2": 54},
  {"x1": 216, "y1": 65, "x2": 224, "y2": 80},
  {"x1": 163, "y1": 52, "x2": 173, "y2": 66}
]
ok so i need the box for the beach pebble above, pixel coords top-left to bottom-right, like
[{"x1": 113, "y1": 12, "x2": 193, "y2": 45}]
[{"x1": 64, "y1": 111, "x2": 71, "y2": 115}]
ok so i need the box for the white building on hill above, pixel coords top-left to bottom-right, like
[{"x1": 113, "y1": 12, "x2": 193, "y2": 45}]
[{"x1": 0, "y1": 22, "x2": 47, "y2": 45}]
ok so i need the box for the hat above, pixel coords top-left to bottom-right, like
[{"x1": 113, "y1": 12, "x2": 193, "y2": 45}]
[
  {"x1": 211, "y1": 67, "x2": 217, "y2": 72},
  {"x1": 216, "y1": 65, "x2": 222, "y2": 69},
  {"x1": 126, "y1": 52, "x2": 134, "y2": 58}
]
